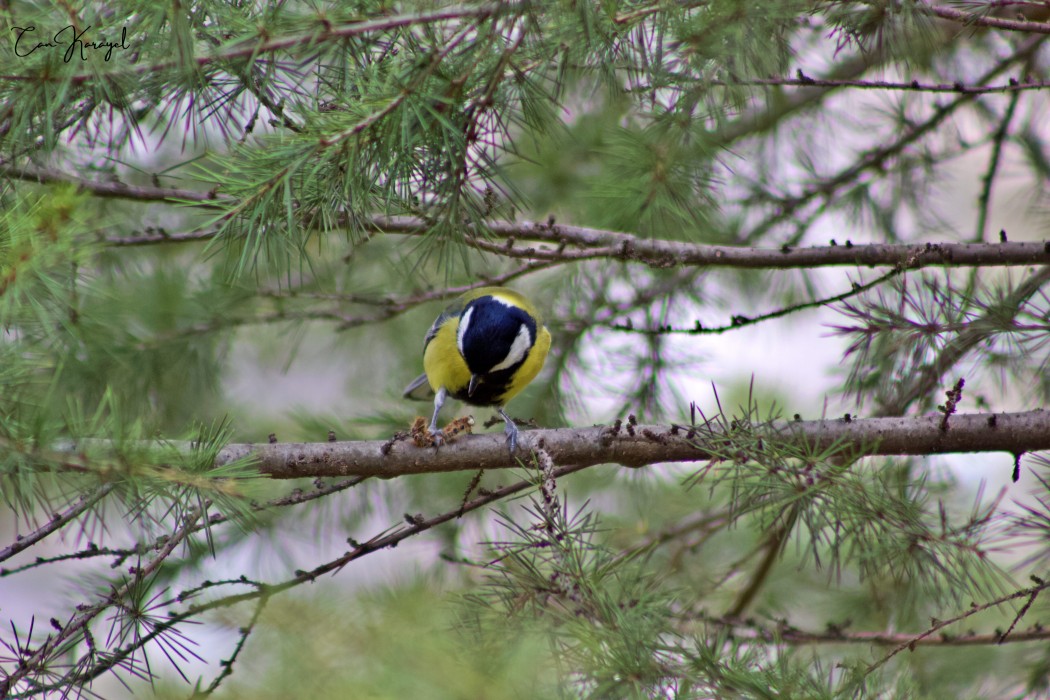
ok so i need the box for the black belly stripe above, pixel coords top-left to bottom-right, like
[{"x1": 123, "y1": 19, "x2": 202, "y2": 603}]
[{"x1": 449, "y1": 367, "x2": 516, "y2": 406}]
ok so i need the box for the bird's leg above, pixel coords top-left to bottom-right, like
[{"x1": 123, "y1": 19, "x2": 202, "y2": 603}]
[
  {"x1": 498, "y1": 407, "x2": 519, "y2": 453},
  {"x1": 429, "y1": 387, "x2": 448, "y2": 446}
]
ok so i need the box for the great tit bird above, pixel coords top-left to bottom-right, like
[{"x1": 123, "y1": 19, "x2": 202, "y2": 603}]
[{"x1": 403, "y1": 286, "x2": 551, "y2": 452}]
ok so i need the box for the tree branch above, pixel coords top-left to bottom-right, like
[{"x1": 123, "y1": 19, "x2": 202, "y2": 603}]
[
  {"x1": 742, "y1": 37, "x2": 1041, "y2": 244},
  {"x1": 400, "y1": 216, "x2": 1050, "y2": 269},
  {"x1": 600, "y1": 267, "x2": 903, "y2": 336},
  {"x1": 866, "y1": 577, "x2": 1050, "y2": 674},
  {"x1": 0, "y1": 509, "x2": 203, "y2": 696},
  {"x1": 35, "y1": 461, "x2": 593, "y2": 695},
  {"x1": 706, "y1": 76, "x2": 1050, "y2": 95},
  {"x1": 926, "y1": 3, "x2": 1050, "y2": 34},
  {"x1": 0, "y1": 483, "x2": 115, "y2": 565},
  {"x1": 697, "y1": 612, "x2": 1050, "y2": 647},
  {"x1": 8, "y1": 173, "x2": 1050, "y2": 272},
  {"x1": 52, "y1": 409, "x2": 1050, "y2": 479},
  {"x1": 876, "y1": 266, "x2": 1050, "y2": 415}
]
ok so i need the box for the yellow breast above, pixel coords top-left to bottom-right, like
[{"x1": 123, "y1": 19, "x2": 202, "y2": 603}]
[{"x1": 423, "y1": 316, "x2": 472, "y2": 395}]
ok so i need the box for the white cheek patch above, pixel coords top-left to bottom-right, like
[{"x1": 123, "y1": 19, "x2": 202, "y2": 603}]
[
  {"x1": 490, "y1": 295, "x2": 516, "y2": 309},
  {"x1": 490, "y1": 323, "x2": 532, "y2": 372},
  {"x1": 457, "y1": 306, "x2": 475, "y2": 357}
]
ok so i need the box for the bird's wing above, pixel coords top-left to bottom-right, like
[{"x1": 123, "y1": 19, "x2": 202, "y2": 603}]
[
  {"x1": 404, "y1": 295, "x2": 468, "y2": 400},
  {"x1": 402, "y1": 372, "x2": 434, "y2": 400},
  {"x1": 422, "y1": 296, "x2": 466, "y2": 350}
]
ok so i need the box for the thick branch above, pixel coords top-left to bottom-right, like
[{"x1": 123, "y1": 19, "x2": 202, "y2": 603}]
[{"x1": 114, "y1": 408, "x2": 1050, "y2": 478}]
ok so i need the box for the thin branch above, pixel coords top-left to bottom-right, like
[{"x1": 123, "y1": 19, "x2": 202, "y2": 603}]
[
  {"x1": 743, "y1": 37, "x2": 1041, "y2": 243},
  {"x1": 998, "y1": 584, "x2": 1041, "y2": 643},
  {"x1": 974, "y1": 89, "x2": 1022, "y2": 243},
  {"x1": 0, "y1": 543, "x2": 131, "y2": 577},
  {"x1": 137, "y1": 260, "x2": 556, "y2": 345},
  {"x1": 726, "y1": 508, "x2": 799, "y2": 618},
  {"x1": 195, "y1": 596, "x2": 269, "y2": 697},
  {"x1": 876, "y1": 266, "x2": 1050, "y2": 415},
  {"x1": 625, "y1": 510, "x2": 731, "y2": 557},
  {"x1": 0, "y1": 509, "x2": 203, "y2": 696},
  {"x1": 0, "y1": 483, "x2": 115, "y2": 564},
  {"x1": 36, "y1": 461, "x2": 593, "y2": 694},
  {"x1": 100, "y1": 228, "x2": 222, "y2": 246},
  {"x1": 1, "y1": 477, "x2": 368, "y2": 578},
  {"x1": 866, "y1": 577, "x2": 1050, "y2": 674},
  {"x1": 258, "y1": 260, "x2": 553, "y2": 306},
  {"x1": 8, "y1": 161, "x2": 1050, "y2": 271},
  {"x1": 926, "y1": 3, "x2": 1050, "y2": 34},
  {"x1": 0, "y1": 163, "x2": 221, "y2": 205},
  {"x1": 602, "y1": 267, "x2": 904, "y2": 336},
  {"x1": 695, "y1": 612, "x2": 1050, "y2": 647},
  {"x1": 707, "y1": 76, "x2": 1050, "y2": 95}
]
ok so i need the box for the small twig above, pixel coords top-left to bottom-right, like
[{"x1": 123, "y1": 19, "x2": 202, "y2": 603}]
[
  {"x1": 0, "y1": 508, "x2": 203, "y2": 695},
  {"x1": 866, "y1": 578, "x2": 1050, "y2": 675},
  {"x1": 938, "y1": 378, "x2": 965, "y2": 431},
  {"x1": 605, "y1": 268, "x2": 903, "y2": 336},
  {"x1": 998, "y1": 580, "x2": 1041, "y2": 643},
  {"x1": 0, "y1": 483, "x2": 115, "y2": 564},
  {"x1": 196, "y1": 595, "x2": 270, "y2": 697},
  {"x1": 37, "y1": 462, "x2": 596, "y2": 694},
  {"x1": 458, "y1": 470, "x2": 486, "y2": 517},
  {"x1": 974, "y1": 90, "x2": 1022, "y2": 242}
]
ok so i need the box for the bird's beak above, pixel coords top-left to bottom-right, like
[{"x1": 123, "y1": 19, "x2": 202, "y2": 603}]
[{"x1": 468, "y1": 374, "x2": 480, "y2": 397}]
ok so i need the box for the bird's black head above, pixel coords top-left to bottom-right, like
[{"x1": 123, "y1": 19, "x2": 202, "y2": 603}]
[{"x1": 457, "y1": 295, "x2": 537, "y2": 376}]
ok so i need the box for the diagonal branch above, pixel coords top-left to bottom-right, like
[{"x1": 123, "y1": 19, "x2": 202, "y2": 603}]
[
  {"x1": 0, "y1": 508, "x2": 202, "y2": 696},
  {"x1": 866, "y1": 577, "x2": 1050, "y2": 674},
  {"x1": 876, "y1": 266, "x2": 1050, "y2": 415},
  {"x1": 0, "y1": 482, "x2": 115, "y2": 564},
  {"x1": 34, "y1": 460, "x2": 592, "y2": 695}
]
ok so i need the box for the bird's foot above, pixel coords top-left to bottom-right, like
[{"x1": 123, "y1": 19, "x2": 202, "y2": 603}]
[{"x1": 500, "y1": 409, "x2": 521, "y2": 454}]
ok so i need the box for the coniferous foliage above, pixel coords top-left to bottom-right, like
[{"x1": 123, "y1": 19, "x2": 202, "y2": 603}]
[{"x1": 2, "y1": 1, "x2": 1050, "y2": 697}]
